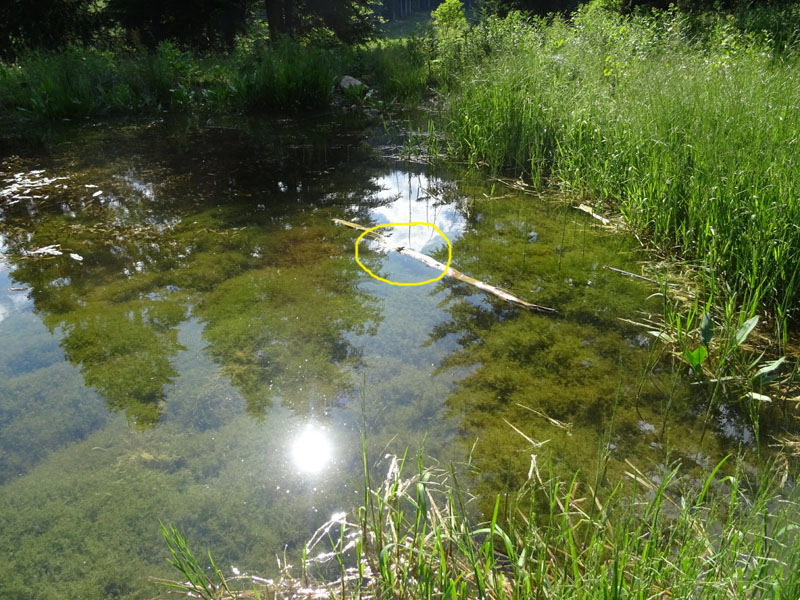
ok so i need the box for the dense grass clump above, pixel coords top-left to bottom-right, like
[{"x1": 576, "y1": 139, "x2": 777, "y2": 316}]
[
  {"x1": 442, "y1": 5, "x2": 800, "y2": 326},
  {"x1": 158, "y1": 452, "x2": 800, "y2": 600},
  {"x1": 0, "y1": 41, "x2": 344, "y2": 120},
  {"x1": 235, "y1": 40, "x2": 342, "y2": 110},
  {"x1": 0, "y1": 38, "x2": 434, "y2": 122},
  {"x1": 354, "y1": 38, "x2": 431, "y2": 103}
]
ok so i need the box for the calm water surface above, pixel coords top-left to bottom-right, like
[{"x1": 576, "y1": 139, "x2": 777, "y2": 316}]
[{"x1": 0, "y1": 117, "x2": 761, "y2": 599}]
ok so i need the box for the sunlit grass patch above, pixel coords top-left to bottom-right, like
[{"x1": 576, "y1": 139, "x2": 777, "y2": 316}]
[
  {"x1": 354, "y1": 39, "x2": 431, "y2": 104},
  {"x1": 441, "y1": 5, "x2": 800, "y2": 333},
  {"x1": 156, "y1": 448, "x2": 800, "y2": 600}
]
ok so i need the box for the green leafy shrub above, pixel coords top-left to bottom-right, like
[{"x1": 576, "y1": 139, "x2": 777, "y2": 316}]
[{"x1": 432, "y1": 0, "x2": 468, "y2": 37}]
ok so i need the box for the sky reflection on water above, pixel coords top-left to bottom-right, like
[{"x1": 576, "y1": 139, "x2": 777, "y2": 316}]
[{"x1": 363, "y1": 171, "x2": 466, "y2": 254}]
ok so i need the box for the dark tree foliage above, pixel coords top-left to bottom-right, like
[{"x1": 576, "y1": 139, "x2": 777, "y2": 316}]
[
  {"x1": 107, "y1": 0, "x2": 253, "y2": 49},
  {"x1": 624, "y1": 0, "x2": 798, "y2": 11},
  {"x1": 478, "y1": 0, "x2": 798, "y2": 16},
  {"x1": 0, "y1": 0, "x2": 102, "y2": 55},
  {"x1": 264, "y1": 0, "x2": 381, "y2": 43},
  {"x1": 476, "y1": 0, "x2": 578, "y2": 16},
  {"x1": 1, "y1": 0, "x2": 383, "y2": 53}
]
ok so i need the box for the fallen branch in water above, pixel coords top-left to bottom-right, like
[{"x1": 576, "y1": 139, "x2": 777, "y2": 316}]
[
  {"x1": 575, "y1": 204, "x2": 610, "y2": 225},
  {"x1": 333, "y1": 218, "x2": 556, "y2": 314},
  {"x1": 603, "y1": 265, "x2": 661, "y2": 285}
]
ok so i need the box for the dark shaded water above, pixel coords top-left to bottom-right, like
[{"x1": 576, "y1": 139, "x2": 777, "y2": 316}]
[{"x1": 0, "y1": 116, "x2": 762, "y2": 599}]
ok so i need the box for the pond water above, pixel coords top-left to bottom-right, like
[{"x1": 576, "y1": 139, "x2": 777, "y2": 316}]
[{"x1": 0, "y1": 116, "x2": 764, "y2": 599}]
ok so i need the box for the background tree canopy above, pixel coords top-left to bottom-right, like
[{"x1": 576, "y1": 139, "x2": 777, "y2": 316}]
[
  {"x1": 4, "y1": 0, "x2": 792, "y2": 56},
  {"x1": 0, "y1": 0, "x2": 102, "y2": 53},
  {"x1": 106, "y1": 0, "x2": 252, "y2": 49},
  {"x1": 263, "y1": 0, "x2": 382, "y2": 44},
  {"x1": 0, "y1": 0, "x2": 386, "y2": 55}
]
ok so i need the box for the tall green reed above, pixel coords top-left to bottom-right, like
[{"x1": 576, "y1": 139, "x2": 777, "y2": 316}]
[{"x1": 442, "y1": 5, "x2": 800, "y2": 330}]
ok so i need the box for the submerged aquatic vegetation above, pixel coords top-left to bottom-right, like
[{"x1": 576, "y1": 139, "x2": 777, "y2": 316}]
[
  {"x1": 0, "y1": 120, "x2": 387, "y2": 426},
  {"x1": 1, "y1": 110, "x2": 798, "y2": 600}
]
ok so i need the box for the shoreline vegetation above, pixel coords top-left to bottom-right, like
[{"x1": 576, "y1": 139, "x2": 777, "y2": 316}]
[
  {"x1": 3, "y1": 1, "x2": 800, "y2": 598},
  {"x1": 0, "y1": 38, "x2": 426, "y2": 120},
  {"x1": 4, "y1": 2, "x2": 800, "y2": 341},
  {"x1": 157, "y1": 448, "x2": 800, "y2": 600},
  {"x1": 441, "y1": 4, "x2": 800, "y2": 347}
]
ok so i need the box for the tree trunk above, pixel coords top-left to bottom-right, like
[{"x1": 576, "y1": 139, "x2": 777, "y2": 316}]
[
  {"x1": 282, "y1": 0, "x2": 298, "y2": 34},
  {"x1": 265, "y1": 0, "x2": 294, "y2": 40},
  {"x1": 265, "y1": 0, "x2": 282, "y2": 40}
]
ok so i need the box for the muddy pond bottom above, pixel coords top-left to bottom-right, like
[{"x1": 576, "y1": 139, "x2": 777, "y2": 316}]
[{"x1": 0, "y1": 117, "x2": 758, "y2": 599}]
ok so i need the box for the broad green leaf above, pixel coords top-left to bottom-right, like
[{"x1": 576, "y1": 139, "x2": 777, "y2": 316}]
[
  {"x1": 734, "y1": 316, "x2": 759, "y2": 347},
  {"x1": 416, "y1": 482, "x2": 427, "y2": 517},
  {"x1": 684, "y1": 346, "x2": 708, "y2": 370},
  {"x1": 752, "y1": 357, "x2": 786, "y2": 382},
  {"x1": 699, "y1": 312, "x2": 714, "y2": 346}
]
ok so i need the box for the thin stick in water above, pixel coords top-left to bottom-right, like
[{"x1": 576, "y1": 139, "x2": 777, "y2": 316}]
[{"x1": 333, "y1": 219, "x2": 556, "y2": 314}]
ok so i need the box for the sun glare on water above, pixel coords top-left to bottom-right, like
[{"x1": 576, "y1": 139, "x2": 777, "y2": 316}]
[{"x1": 291, "y1": 424, "x2": 333, "y2": 474}]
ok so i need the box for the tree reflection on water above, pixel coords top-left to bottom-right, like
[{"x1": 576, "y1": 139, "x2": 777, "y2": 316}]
[{"x1": 1, "y1": 119, "x2": 388, "y2": 427}]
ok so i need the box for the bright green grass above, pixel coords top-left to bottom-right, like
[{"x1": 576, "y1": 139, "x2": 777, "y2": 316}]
[
  {"x1": 442, "y1": 5, "x2": 800, "y2": 330},
  {"x1": 0, "y1": 40, "x2": 343, "y2": 120},
  {"x1": 158, "y1": 448, "x2": 800, "y2": 600},
  {"x1": 0, "y1": 36, "x2": 432, "y2": 123},
  {"x1": 354, "y1": 38, "x2": 430, "y2": 103}
]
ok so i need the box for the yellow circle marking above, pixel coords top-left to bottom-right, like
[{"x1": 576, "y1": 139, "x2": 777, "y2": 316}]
[{"x1": 355, "y1": 222, "x2": 452, "y2": 287}]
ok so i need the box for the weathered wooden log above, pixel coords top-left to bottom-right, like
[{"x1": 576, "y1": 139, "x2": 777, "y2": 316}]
[{"x1": 333, "y1": 218, "x2": 556, "y2": 314}]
